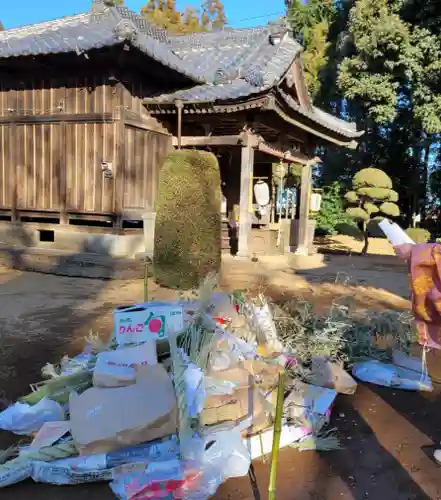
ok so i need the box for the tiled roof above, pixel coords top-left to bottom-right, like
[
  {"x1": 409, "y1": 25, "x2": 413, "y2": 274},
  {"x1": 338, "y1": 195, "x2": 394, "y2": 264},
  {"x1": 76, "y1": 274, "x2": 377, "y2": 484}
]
[
  {"x1": 167, "y1": 27, "x2": 302, "y2": 87},
  {"x1": 0, "y1": 5, "x2": 205, "y2": 82},
  {"x1": 0, "y1": 1, "x2": 361, "y2": 141},
  {"x1": 146, "y1": 80, "x2": 261, "y2": 103},
  {"x1": 277, "y1": 89, "x2": 363, "y2": 139}
]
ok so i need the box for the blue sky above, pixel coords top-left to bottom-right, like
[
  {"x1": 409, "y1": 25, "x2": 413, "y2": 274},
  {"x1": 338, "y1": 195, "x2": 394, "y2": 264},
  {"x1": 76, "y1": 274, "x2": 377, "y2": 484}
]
[{"x1": 2, "y1": 0, "x2": 286, "y2": 30}]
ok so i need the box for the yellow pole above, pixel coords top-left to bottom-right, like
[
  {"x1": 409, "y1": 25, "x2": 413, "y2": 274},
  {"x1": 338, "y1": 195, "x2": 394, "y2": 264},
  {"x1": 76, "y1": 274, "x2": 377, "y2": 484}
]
[{"x1": 268, "y1": 373, "x2": 285, "y2": 500}]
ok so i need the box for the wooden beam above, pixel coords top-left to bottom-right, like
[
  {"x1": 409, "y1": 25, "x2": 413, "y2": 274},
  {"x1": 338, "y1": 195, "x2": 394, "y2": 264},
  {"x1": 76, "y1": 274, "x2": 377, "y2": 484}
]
[
  {"x1": 124, "y1": 109, "x2": 171, "y2": 136},
  {"x1": 258, "y1": 142, "x2": 312, "y2": 165},
  {"x1": 60, "y1": 122, "x2": 68, "y2": 224},
  {"x1": 172, "y1": 135, "x2": 244, "y2": 147},
  {"x1": 176, "y1": 100, "x2": 183, "y2": 150},
  {"x1": 10, "y1": 123, "x2": 18, "y2": 223},
  {"x1": 0, "y1": 113, "x2": 115, "y2": 125}
]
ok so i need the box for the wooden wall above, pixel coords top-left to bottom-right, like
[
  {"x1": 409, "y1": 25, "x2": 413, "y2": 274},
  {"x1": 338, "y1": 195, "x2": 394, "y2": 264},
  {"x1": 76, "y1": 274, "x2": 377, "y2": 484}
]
[
  {"x1": 0, "y1": 75, "x2": 120, "y2": 116},
  {"x1": 124, "y1": 125, "x2": 171, "y2": 212},
  {"x1": 0, "y1": 63, "x2": 173, "y2": 222}
]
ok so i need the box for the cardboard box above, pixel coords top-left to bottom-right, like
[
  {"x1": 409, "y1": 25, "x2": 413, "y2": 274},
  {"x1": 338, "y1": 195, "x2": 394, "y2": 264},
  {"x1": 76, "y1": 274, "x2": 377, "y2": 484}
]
[
  {"x1": 70, "y1": 364, "x2": 177, "y2": 456},
  {"x1": 93, "y1": 342, "x2": 157, "y2": 388},
  {"x1": 201, "y1": 387, "x2": 271, "y2": 426},
  {"x1": 206, "y1": 360, "x2": 283, "y2": 391},
  {"x1": 114, "y1": 302, "x2": 184, "y2": 346},
  {"x1": 284, "y1": 381, "x2": 337, "y2": 416},
  {"x1": 243, "y1": 424, "x2": 310, "y2": 460},
  {"x1": 206, "y1": 366, "x2": 255, "y2": 390},
  {"x1": 241, "y1": 360, "x2": 283, "y2": 389},
  {"x1": 29, "y1": 421, "x2": 70, "y2": 451},
  {"x1": 309, "y1": 357, "x2": 357, "y2": 395}
]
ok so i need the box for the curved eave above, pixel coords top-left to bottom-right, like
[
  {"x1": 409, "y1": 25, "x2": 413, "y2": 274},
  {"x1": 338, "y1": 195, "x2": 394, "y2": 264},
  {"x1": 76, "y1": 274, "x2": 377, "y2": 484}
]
[
  {"x1": 144, "y1": 93, "x2": 362, "y2": 148},
  {"x1": 270, "y1": 98, "x2": 360, "y2": 148},
  {"x1": 275, "y1": 89, "x2": 363, "y2": 142}
]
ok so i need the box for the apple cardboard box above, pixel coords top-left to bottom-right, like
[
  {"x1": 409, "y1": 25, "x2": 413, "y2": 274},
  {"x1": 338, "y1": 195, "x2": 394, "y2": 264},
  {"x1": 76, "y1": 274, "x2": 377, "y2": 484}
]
[
  {"x1": 70, "y1": 364, "x2": 177, "y2": 456},
  {"x1": 113, "y1": 302, "x2": 185, "y2": 346}
]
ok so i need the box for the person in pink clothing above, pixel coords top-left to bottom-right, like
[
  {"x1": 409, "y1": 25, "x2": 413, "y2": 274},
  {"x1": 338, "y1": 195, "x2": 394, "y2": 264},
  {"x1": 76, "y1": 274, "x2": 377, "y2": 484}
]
[{"x1": 394, "y1": 242, "x2": 441, "y2": 462}]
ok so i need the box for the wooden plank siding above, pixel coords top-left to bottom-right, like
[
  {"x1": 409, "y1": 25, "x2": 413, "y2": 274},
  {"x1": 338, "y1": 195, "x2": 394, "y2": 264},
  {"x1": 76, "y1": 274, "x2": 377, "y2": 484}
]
[
  {"x1": 123, "y1": 125, "x2": 172, "y2": 212},
  {"x1": 0, "y1": 75, "x2": 119, "y2": 117},
  {"x1": 15, "y1": 123, "x2": 62, "y2": 211},
  {"x1": 0, "y1": 121, "x2": 117, "y2": 214},
  {"x1": 65, "y1": 122, "x2": 116, "y2": 214},
  {"x1": 0, "y1": 66, "x2": 172, "y2": 222}
]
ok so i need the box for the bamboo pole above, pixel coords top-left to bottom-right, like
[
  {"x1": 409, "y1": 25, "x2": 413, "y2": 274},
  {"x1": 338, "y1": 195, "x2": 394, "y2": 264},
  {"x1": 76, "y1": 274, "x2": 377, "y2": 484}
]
[
  {"x1": 268, "y1": 373, "x2": 285, "y2": 500},
  {"x1": 144, "y1": 261, "x2": 149, "y2": 303}
]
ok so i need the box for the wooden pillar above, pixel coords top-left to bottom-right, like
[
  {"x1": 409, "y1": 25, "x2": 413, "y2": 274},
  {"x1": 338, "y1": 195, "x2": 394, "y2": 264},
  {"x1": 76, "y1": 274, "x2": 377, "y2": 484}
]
[
  {"x1": 10, "y1": 123, "x2": 18, "y2": 223},
  {"x1": 114, "y1": 107, "x2": 126, "y2": 230},
  {"x1": 294, "y1": 162, "x2": 312, "y2": 256},
  {"x1": 237, "y1": 137, "x2": 255, "y2": 258},
  {"x1": 60, "y1": 122, "x2": 68, "y2": 224}
]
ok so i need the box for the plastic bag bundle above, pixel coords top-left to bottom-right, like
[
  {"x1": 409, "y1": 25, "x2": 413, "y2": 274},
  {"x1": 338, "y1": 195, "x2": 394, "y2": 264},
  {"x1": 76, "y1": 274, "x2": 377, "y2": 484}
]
[
  {"x1": 0, "y1": 398, "x2": 65, "y2": 435},
  {"x1": 352, "y1": 360, "x2": 433, "y2": 392},
  {"x1": 30, "y1": 437, "x2": 180, "y2": 486}
]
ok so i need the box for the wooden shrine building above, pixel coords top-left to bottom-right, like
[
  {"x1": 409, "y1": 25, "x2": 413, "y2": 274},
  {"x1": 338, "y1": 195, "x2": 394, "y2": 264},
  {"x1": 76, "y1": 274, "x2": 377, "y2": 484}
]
[{"x1": 0, "y1": 0, "x2": 362, "y2": 259}]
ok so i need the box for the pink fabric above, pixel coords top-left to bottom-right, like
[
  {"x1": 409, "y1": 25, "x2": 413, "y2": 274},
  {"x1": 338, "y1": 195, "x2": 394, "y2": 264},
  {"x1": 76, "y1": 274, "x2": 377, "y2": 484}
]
[{"x1": 408, "y1": 243, "x2": 441, "y2": 349}]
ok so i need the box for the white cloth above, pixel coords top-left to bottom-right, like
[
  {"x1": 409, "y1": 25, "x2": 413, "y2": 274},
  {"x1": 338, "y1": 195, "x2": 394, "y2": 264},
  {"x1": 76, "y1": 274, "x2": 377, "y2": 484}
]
[{"x1": 254, "y1": 181, "x2": 270, "y2": 215}]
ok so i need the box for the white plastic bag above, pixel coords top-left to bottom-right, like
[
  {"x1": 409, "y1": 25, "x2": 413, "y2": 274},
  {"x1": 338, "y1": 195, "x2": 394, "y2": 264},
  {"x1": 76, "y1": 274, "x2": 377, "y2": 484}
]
[
  {"x1": 0, "y1": 397, "x2": 65, "y2": 435},
  {"x1": 180, "y1": 429, "x2": 251, "y2": 500},
  {"x1": 352, "y1": 360, "x2": 433, "y2": 392},
  {"x1": 183, "y1": 363, "x2": 206, "y2": 418},
  {"x1": 251, "y1": 302, "x2": 284, "y2": 354}
]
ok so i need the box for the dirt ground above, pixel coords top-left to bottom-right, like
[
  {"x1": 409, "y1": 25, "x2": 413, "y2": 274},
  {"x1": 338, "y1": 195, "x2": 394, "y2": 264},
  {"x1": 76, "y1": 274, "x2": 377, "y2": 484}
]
[{"x1": 1, "y1": 252, "x2": 441, "y2": 499}]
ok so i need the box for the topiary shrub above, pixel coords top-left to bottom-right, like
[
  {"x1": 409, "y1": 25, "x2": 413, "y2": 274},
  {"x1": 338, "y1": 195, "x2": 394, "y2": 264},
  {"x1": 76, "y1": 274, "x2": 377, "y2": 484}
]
[
  {"x1": 154, "y1": 150, "x2": 221, "y2": 290},
  {"x1": 406, "y1": 228, "x2": 430, "y2": 244},
  {"x1": 345, "y1": 167, "x2": 400, "y2": 255}
]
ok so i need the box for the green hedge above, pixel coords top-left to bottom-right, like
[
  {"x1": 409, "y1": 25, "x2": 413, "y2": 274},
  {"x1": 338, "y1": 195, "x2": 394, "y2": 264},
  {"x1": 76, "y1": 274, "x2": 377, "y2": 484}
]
[{"x1": 154, "y1": 150, "x2": 222, "y2": 289}]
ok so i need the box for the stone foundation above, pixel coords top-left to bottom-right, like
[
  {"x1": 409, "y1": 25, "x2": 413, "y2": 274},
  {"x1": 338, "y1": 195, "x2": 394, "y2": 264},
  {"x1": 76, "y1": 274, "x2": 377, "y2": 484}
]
[{"x1": 0, "y1": 223, "x2": 148, "y2": 259}]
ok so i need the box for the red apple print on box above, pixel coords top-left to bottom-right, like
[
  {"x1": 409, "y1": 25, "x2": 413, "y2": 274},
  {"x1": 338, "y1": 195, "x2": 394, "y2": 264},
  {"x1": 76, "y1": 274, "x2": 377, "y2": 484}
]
[{"x1": 145, "y1": 312, "x2": 166, "y2": 338}]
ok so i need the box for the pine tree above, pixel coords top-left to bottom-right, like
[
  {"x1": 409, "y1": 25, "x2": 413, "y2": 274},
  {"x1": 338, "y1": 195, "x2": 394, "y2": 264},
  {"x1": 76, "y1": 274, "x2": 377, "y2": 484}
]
[
  {"x1": 345, "y1": 168, "x2": 400, "y2": 255},
  {"x1": 287, "y1": 0, "x2": 335, "y2": 99},
  {"x1": 201, "y1": 0, "x2": 227, "y2": 30},
  {"x1": 141, "y1": 0, "x2": 227, "y2": 34},
  {"x1": 141, "y1": 0, "x2": 183, "y2": 34},
  {"x1": 183, "y1": 7, "x2": 205, "y2": 33}
]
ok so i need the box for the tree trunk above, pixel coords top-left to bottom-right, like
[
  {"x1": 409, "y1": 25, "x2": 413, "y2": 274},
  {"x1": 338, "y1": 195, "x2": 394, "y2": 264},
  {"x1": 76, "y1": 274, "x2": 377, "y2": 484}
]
[
  {"x1": 422, "y1": 135, "x2": 431, "y2": 220},
  {"x1": 361, "y1": 222, "x2": 369, "y2": 256}
]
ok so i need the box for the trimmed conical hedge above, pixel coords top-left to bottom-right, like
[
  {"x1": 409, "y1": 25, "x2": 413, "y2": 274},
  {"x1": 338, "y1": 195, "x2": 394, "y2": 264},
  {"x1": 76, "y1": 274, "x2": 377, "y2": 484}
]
[{"x1": 153, "y1": 150, "x2": 222, "y2": 289}]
